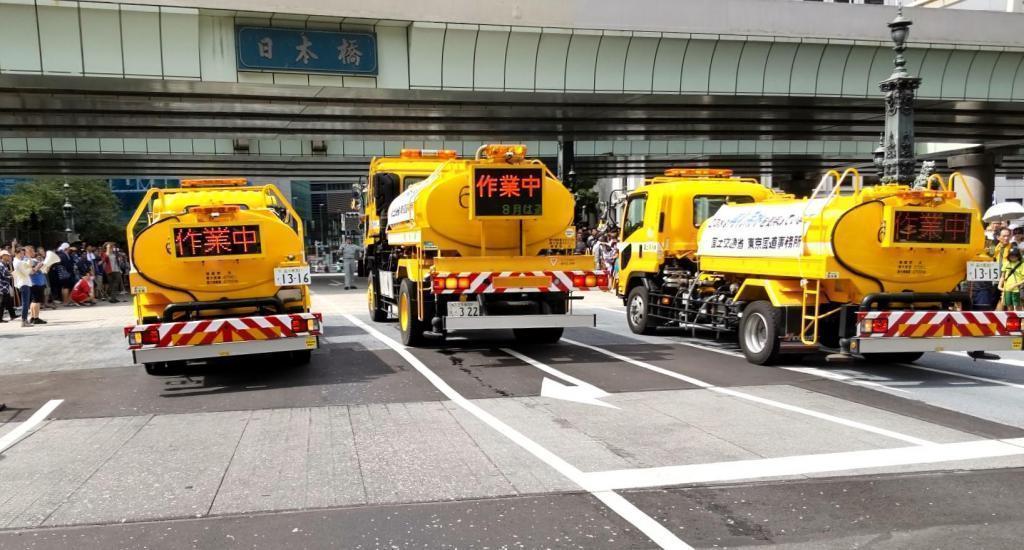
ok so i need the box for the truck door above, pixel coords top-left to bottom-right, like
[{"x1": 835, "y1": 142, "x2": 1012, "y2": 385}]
[{"x1": 619, "y1": 193, "x2": 648, "y2": 271}]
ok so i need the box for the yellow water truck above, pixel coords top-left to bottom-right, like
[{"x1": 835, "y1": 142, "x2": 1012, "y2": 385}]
[
  {"x1": 619, "y1": 169, "x2": 1018, "y2": 365},
  {"x1": 125, "y1": 179, "x2": 320, "y2": 374},
  {"x1": 365, "y1": 144, "x2": 609, "y2": 345}
]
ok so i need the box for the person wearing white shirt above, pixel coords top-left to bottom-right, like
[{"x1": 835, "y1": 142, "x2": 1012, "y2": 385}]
[{"x1": 12, "y1": 247, "x2": 36, "y2": 327}]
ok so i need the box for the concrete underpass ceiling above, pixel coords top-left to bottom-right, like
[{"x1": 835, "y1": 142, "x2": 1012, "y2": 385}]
[{"x1": 4, "y1": 74, "x2": 1024, "y2": 178}]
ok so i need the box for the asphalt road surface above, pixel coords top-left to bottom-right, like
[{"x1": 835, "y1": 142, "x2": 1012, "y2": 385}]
[{"x1": 3, "y1": 277, "x2": 1024, "y2": 549}]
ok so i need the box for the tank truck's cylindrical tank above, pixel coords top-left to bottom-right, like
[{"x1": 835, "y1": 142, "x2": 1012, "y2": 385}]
[
  {"x1": 698, "y1": 181, "x2": 984, "y2": 301},
  {"x1": 387, "y1": 158, "x2": 575, "y2": 255}
]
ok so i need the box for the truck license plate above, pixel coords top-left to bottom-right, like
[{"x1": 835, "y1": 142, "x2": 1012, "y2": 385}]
[
  {"x1": 966, "y1": 261, "x2": 1000, "y2": 282},
  {"x1": 274, "y1": 266, "x2": 311, "y2": 286},
  {"x1": 447, "y1": 302, "x2": 480, "y2": 317}
]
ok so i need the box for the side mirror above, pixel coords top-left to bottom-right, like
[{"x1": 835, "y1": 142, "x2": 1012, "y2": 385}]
[{"x1": 373, "y1": 173, "x2": 400, "y2": 215}]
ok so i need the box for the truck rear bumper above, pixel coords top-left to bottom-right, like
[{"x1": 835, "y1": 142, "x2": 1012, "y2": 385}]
[
  {"x1": 445, "y1": 313, "x2": 595, "y2": 331},
  {"x1": 133, "y1": 335, "x2": 318, "y2": 364},
  {"x1": 852, "y1": 335, "x2": 1022, "y2": 354}
]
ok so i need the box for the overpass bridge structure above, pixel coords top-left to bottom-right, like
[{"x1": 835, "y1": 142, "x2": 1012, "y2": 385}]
[{"x1": 1, "y1": 0, "x2": 1024, "y2": 214}]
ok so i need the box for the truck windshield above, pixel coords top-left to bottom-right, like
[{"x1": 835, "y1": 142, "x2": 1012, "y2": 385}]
[{"x1": 693, "y1": 195, "x2": 755, "y2": 227}]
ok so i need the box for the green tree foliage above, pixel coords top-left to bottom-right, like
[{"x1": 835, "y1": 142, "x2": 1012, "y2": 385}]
[{"x1": 0, "y1": 178, "x2": 123, "y2": 244}]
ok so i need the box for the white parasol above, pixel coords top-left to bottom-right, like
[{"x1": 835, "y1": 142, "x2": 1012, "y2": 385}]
[{"x1": 982, "y1": 202, "x2": 1024, "y2": 223}]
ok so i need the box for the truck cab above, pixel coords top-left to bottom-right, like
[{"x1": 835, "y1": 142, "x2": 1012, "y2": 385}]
[{"x1": 616, "y1": 168, "x2": 776, "y2": 303}]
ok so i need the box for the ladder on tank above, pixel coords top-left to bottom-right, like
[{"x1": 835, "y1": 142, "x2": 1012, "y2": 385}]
[{"x1": 800, "y1": 279, "x2": 821, "y2": 346}]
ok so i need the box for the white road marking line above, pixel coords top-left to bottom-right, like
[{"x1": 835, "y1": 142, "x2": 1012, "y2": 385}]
[
  {"x1": 943, "y1": 351, "x2": 1024, "y2": 369},
  {"x1": 593, "y1": 306, "x2": 626, "y2": 315},
  {"x1": 782, "y1": 366, "x2": 912, "y2": 394},
  {"x1": 501, "y1": 348, "x2": 617, "y2": 409},
  {"x1": 905, "y1": 363, "x2": 1024, "y2": 391},
  {"x1": 0, "y1": 399, "x2": 63, "y2": 454},
  {"x1": 343, "y1": 314, "x2": 692, "y2": 550},
  {"x1": 583, "y1": 437, "x2": 1024, "y2": 491},
  {"x1": 563, "y1": 338, "x2": 933, "y2": 446},
  {"x1": 676, "y1": 338, "x2": 913, "y2": 394}
]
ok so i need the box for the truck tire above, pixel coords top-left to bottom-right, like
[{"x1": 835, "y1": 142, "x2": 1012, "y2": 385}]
[
  {"x1": 513, "y1": 327, "x2": 564, "y2": 344},
  {"x1": 626, "y1": 286, "x2": 661, "y2": 335},
  {"x1": 398, "y1": 279, "x2": 427, "y2": 346},
  {"x1": 367, "y1": 274, "x2": 387, "y2": 322},
  {"x1": 739, "y1": 301, "x2": 783, "y2": 365},
  {"x1": 862, "y1": 352, "x2": 924, "y2": 364}
]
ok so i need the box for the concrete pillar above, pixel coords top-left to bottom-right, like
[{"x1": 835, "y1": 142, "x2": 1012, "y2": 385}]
[
  {"x1": 557, "y1": 140, "x2": 574, "y2": 179},
  {"x1": 947, "y1": 152, "x2": 995, "y2": 214}
]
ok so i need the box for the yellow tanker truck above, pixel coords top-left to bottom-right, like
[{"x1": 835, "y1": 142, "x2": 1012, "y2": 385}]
[
  {"x1": 364, "y1": 144, "x2": 609, "y2": 345},
  {"x1": 618, "y1": 168, "x2": 1018, "y2": 365},
  {"x1": 125, "y1": 178, "x2": 320, "y2": 374}
]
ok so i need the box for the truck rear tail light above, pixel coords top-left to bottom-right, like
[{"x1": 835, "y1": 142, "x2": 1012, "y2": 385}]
[
  {"x1": 445, "y1": 277, "x2": 458, "y2": 290},
  {"x1": 596, "y1": 274, "x2": 609, "y2": 287},
  {"x1": 307, "y1": 318, "x2": 320, "y2": 334},
  {"x1": 432, "y1": 277, "x2": 444, "y2": 292},
  {"x1": 290, "y1": 317, "x2": 307, "y2": 333},
  {"x1": 572, "y1": 275, "x2": 586, "y2": 287},
  {"x1": 141, "y1": 326, "x2": 160, "y2": 346},
  {"x1": 862, "y1": 318, "x2": 888, "y2": 334},
  {"x1": 584, "y1": 275, "x2": 597, "y2": 287},
  {"x1": 458, "y1": 277, "x2": 471, "y2": 289},
  {"x1": 1008, "y1": 315, "x2": 1021, "y2": 332}
]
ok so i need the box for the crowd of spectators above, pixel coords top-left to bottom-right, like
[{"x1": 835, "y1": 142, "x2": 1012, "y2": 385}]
[
  {"x1": 575, "y1": 223, "x2": 620, "y2": 277},
  {"x1": 0, "y1": 239, "x2": 129, "y2": 328}
]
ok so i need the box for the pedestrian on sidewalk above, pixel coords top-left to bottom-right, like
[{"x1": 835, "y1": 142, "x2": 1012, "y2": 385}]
[
  {"x1": 339, "y1": 237, "x2": 361, "y2": 290},
  {"x1": 0, "y1": 249, "x2": 17, "y2": 322},
  {"x1": 28, "y1": 247, "x2": 48, "y2": 324},
  {"x1": 53, "y1": 242, "x2": 76, "y2": 306},
  {"x1": 70, "y1": 271, "x2": 96, "y2": 306},
  {"x1": 13, "y1": 246, "x2": 40, "y2": 327},
  {"x1": 102, "y1": 242, "x2": 122, "y2": 303}
]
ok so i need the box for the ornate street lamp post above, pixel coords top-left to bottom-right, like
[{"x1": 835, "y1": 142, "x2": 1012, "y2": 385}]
[
  {"x1": 878, "y1": 5, "x2": 921, "y2": 185},
  {"x1": 62, "y1": 180, "x2": 75, "y2": 243}
]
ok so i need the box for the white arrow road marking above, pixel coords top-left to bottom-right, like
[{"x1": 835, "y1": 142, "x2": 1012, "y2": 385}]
[
  {"x1": 501, "y1": 348, "x2": 618, "y2": 409},
  {"x1": 328, "y1": 280, "x2": 345, "y2": 287},
  {"x1": 0, "y1": 399, "x2": 63, "y2": 454},
  {"x1": 343, "y1": 314, "x2": 690, "y2": 549}
]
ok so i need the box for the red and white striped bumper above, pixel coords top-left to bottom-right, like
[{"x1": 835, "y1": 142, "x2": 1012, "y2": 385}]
[
  {"x1": 852, "y1": 310, "x2": 1023, "y2": 354},
  {"x1": 431, "y1": 270, "x2": 609, "y2": 294},
  {"x1": 126, "y1": 313, "x2": 321, "y2": 363}
]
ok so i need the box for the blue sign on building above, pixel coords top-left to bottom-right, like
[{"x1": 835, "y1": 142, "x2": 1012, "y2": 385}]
[{"x1": 236, "y1": 27, "x2": 378, "y2": 75}]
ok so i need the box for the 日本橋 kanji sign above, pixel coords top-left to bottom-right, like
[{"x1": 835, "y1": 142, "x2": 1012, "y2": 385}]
[{"x1": 236, "y1": 27, "x2": 378, "y2": 75}]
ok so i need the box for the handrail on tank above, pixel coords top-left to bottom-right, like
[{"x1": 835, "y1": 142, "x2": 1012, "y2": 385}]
[{"x1": 946, "y1": 172, "x2": 981, "y2": 213}]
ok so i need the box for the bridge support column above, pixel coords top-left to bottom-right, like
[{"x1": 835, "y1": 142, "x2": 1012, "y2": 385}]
[
  {"x1": 947, "y1": 152, "x2": 995, "y2": 214},
  {"x1": 557, "y1": 140, "x2": 574, "y2": 179}
]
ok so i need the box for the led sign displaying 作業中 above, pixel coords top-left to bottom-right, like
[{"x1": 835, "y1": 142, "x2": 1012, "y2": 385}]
[
  {"x1": 472, "y1": 167, "x2": 544, "y2": 217},
  {"x1": 173, "y1": 225, "x2": 262, "y2": 257}
]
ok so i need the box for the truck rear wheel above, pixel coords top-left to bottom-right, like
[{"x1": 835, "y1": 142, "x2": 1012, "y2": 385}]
[
  {"x1": 398, "y1": 279, "x2": 427, "y2": 346},
  {"x1": 513, "y1": 328, "x2": 564, "y2": 344},
  {"x1": 739, "y1": 301, "x2": 783, "y2": 365},
  {"x1": 367, "y1": 275, "x2": 387, "y2": 322},
  {"x1": 626, "y1": 286, "x2": 661, "y2": 335},
  {"x1": 862, "y1": 352, "x2": 924, "y2": 364}
]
